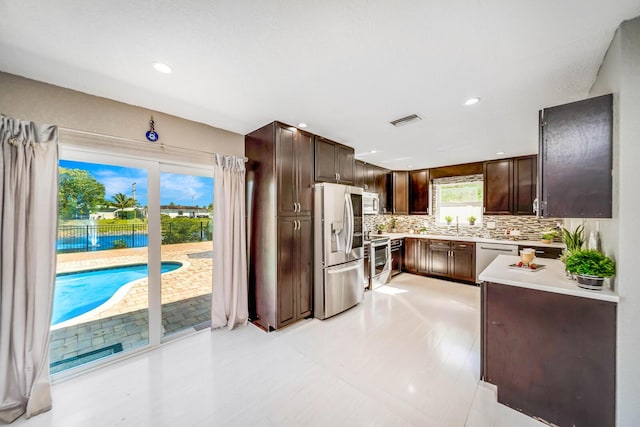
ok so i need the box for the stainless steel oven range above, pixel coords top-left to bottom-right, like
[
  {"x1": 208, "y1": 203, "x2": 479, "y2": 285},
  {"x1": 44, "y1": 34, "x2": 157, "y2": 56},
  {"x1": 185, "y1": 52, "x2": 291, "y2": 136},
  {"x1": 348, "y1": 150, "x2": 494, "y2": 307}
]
[{"x1": 368, "y1": 236, "x2": 391, "y2": 289}]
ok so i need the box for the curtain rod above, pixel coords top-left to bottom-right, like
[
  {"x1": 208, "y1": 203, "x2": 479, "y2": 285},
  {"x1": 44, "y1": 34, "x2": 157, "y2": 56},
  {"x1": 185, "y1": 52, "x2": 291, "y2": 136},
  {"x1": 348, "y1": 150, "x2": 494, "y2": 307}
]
[{"x1": 58, "y1": 126, "x2": 248, "y2": 161}]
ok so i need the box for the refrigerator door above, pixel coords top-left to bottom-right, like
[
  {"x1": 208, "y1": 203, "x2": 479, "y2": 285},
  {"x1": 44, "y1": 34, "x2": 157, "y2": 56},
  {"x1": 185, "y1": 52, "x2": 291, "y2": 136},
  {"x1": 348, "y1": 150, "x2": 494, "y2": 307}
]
[
  {"x1": 315, "y1": 183, "x2": 363, "y2": 267},
  {"x1": 315, "y1": 258, "x2": 364, "y2": 319}
]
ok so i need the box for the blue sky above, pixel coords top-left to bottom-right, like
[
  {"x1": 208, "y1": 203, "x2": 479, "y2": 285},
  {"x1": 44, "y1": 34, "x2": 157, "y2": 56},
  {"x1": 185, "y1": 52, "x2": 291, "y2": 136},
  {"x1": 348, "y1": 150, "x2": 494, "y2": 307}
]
[{"x1": 60, "y1": 160, "x2": 214, "y2": 207}]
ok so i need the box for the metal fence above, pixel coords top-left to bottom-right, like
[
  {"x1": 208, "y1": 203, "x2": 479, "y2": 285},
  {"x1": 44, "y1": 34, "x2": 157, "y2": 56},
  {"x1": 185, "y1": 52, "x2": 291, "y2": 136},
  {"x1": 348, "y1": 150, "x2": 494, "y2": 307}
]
[{"x1": 57, "y1": 221, "x2": 212, "y2": 253}]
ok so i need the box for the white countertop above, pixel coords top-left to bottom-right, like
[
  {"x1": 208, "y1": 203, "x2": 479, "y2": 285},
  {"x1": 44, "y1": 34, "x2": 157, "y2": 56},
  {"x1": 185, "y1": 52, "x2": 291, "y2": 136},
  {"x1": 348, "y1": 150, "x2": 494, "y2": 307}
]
[
  {"x1": 478, "y1": 255, "x2": 619, "y2": 303},
  {"x1": 377, "y1": 232, "x2": 565, "y2": 248}
]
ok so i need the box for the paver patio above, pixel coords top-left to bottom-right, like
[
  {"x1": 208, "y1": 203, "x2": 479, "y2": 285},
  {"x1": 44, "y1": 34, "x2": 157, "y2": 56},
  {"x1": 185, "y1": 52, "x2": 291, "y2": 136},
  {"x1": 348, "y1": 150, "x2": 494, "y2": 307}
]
[{"x1": 50, "y1": 242, "x2": 213, "y2": 372}]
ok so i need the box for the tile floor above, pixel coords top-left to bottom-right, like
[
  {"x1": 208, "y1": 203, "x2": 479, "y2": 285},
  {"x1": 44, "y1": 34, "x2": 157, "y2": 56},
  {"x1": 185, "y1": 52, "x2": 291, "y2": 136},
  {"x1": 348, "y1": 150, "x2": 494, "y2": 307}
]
[{"x1": 16, "y1": 274, "x2": 545, "y2": 426}]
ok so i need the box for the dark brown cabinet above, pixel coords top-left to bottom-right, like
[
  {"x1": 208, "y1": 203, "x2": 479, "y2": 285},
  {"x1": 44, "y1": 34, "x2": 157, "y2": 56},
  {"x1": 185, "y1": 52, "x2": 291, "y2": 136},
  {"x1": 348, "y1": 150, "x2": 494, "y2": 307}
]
[
  {"x1": 428, "y1": 240, "x2": 451, "y2": 277},
  {"x1": 375, "y1": 166, "x2": 389, "y2": 213},
  {"x1": 276, "y1": 125, "x2": 314, "y2": 217},
  {"x1": 387, "y1": 171, "x2": 408, "y2": 214},
  {"x1": 409, "y1": 169, "x2": 430, "y2": 215},
  {"x1": 245, "y1": 121, "x2": 314, "y2": 331},
  {"x1": 427, "y1": 240, "x2": 476, "y2": 282},
  {"x1": 484, "y1": 155, "x2": 537, "y2": 216},
  {"x1": 277, "y1": 217, "x2": 312, "y2": 326},
  {"x1": 314, "y1": 136, "x2": 355, "y2": 185},
  {"x1": 354, "y1": 160, "x2": 366, "y2": 189},
  {"x1": 403, "y1": 238, "x2": 428, "y2": 274},
  {"x1": 482, "y1": 282, "x2": 616, "y2": 427},
  {"x1": 539, "y1": 93, "x2": 613, "y2": 218},
  {"x1": 484, "y1": 159, "x2": 512, "y2": 215},
  {"x1": 517, "y1": 245, "x2": 562, "y2": 260},
  {"x1": 390, "y1": 238, "x2": 403, "y2": 277}
]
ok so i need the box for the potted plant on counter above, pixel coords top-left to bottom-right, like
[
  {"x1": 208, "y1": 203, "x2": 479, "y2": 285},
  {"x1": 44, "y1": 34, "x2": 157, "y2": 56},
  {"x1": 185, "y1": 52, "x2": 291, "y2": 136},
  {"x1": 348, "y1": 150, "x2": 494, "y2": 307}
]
[
  {"x1": 375, "y1": 223, "x2": 386, "y2": 234},
  {"x1": 565, "y1": 249, "x2": 616, "y2": 290},
  {"x1": 467, "y1": 215, "x2": 476, "y2": 226},
  {"x1": 390, "y1": 217, "x2": 397, "y2": 233},
  {"x1": 445, "y1": 215, "x2": 453, "y2": 225},
  {"x1": 540, "y1": 230, "x2": 558, "y2": 244}
]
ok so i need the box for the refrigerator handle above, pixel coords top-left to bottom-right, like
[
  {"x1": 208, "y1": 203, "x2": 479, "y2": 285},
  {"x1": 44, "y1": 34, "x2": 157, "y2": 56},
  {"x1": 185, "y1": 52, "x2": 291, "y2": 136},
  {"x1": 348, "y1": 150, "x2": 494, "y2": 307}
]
[{"x1": 345, "y1": 193, "x2": 354, "y2": 254}]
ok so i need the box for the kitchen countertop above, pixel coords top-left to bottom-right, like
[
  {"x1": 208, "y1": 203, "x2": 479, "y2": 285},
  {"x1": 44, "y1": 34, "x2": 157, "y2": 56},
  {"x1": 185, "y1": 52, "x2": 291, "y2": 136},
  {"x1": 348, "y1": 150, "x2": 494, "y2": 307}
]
[
  {"x1": 478, "y1": 254, "x2": 619, "y2": 303},
  {"x1": 374, "y1": 232, "x2": 566, "y2": 248}
]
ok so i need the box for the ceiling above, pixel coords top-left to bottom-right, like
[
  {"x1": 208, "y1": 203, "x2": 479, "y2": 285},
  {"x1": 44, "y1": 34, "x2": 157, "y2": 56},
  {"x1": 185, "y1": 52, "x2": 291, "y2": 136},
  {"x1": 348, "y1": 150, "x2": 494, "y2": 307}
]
[{"x1": 1, "y1": 1, "x2": 639, "y2": 170}]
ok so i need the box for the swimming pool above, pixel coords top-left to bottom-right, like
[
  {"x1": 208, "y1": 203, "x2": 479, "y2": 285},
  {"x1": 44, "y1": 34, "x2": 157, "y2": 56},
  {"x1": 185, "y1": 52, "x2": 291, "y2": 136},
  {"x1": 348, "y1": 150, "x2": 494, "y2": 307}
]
[{"x1": 51, "y1": 262, "x2": 182, "y2": 326}]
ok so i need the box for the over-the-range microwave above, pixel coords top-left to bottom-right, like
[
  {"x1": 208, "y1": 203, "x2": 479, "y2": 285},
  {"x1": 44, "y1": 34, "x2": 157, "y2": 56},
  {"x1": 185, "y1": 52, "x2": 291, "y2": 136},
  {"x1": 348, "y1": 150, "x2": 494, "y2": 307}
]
[{"x1": 363, "y1": 192, "x2": 379, "y2": 215}]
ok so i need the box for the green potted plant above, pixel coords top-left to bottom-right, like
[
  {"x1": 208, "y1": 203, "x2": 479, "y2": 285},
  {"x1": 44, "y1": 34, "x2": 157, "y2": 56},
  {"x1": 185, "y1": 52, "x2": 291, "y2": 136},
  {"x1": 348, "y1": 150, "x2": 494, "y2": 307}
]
[
  {"x1": 444, "y1": 215, "x2": 453, "y2": 225},
  {"x1": 375, "y1": 223, "x2": 386, "y2": 234},
  {"x1": 540, "y1": 230, "x2": 558, "y2": 244},
  {"x1": 467, "y1": 215, "x2": 476, "y2": 226},
  {"x1": 418, "y1": 227, "x2": 428, "y2": 235},
  {"x1": 565, "y1": 249, "x2": 616, "y2": 290},
  {"x1": 560, "y1": 224, "x2": 585, "y2": 269},
  {"x1": 390, "y1": 217, "x2": 397, "y2": 233}
]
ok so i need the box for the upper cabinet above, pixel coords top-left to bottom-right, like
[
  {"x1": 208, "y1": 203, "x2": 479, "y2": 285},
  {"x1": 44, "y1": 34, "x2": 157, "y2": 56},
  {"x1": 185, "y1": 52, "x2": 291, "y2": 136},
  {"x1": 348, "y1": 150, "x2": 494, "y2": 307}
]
[
  {"x1": 354, "y1": 160, "x2": 366, "y2": 189},
  {"x1": 539, "y1": 94, "x2": 613, "y2": 218},
  {"x1": 314, "y1": 136, "x2": 355, "y2": 185},
  {"x1": 276, "y1": 125, "x2": 314, "y2": 217},
  {"x1": 484, "y1": 159, "x2": 513, "y2": 215},
  {"x1": 484, "y1": 155, "x2": 537, "y2": 216},
  {"x1": 387, "y1": 171, "x2": 408, "y2": 215},
  {"x1": 409, "y1": 169, "x2": 430, "y2": 215}
]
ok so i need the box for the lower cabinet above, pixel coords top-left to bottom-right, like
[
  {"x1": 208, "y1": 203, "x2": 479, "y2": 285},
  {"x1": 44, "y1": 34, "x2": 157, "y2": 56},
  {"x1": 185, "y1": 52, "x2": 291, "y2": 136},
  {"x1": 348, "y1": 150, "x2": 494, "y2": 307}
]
[
  {"x1": 276, "y1": 216, "x2": 312, "y2": 328},
  {"x1": 482, "y1": 282, "x2": 616, "y2": 426},
  {"x1": 403, "y1": 238, "x2": 475, "y2": 283},
  {"x1": 518, "y1": 245, "x2": 562, "y2": 260}
]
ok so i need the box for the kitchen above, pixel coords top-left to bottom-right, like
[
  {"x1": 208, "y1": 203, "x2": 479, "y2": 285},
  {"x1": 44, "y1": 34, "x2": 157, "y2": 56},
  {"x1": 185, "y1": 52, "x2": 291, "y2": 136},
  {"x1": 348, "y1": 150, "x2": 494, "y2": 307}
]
[{"x1": 1, "y1": 2, "x2": 640, "y2": 427}]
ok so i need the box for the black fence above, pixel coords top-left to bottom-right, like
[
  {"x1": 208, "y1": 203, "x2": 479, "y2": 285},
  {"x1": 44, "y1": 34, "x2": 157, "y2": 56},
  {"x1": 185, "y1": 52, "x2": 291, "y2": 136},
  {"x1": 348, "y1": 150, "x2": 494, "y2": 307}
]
[{"x1": 57, "y1": 221, "x2": 212, "y2": 253}]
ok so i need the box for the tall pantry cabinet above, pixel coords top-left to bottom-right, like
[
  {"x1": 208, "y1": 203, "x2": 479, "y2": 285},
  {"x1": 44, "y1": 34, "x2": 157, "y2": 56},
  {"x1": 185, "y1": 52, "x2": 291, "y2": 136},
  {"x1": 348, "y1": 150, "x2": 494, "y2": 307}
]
[{"x1": 245, "y1": 122, "x2": 313, "y2": 331}]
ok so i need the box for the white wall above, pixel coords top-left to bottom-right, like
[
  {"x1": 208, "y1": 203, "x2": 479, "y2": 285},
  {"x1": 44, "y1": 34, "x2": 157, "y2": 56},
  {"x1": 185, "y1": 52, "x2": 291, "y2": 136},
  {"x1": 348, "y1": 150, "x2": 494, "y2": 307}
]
[
  {"x1": 0, "y1": 72, "x2": 244, "y2": 156},
  {"x1": 589, "y1": 17, "x2": 640, "y2": 427}
]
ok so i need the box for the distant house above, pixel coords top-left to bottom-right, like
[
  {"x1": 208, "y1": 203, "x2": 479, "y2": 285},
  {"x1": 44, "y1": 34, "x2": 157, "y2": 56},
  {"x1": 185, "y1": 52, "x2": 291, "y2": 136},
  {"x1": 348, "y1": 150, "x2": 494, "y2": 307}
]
[
  {"x1": 91, "y1": 207, "x2": 118, "y2": 220},
  {"x1": 161, "y1": 205, "x2": 211, "y2": 219}
]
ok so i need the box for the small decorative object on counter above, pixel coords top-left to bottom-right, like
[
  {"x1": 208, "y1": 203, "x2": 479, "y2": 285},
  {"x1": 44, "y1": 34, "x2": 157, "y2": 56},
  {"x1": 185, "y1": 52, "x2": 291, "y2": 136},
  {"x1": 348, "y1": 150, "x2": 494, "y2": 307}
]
[
  {"x1": 375, "y1": 223, "x2": 386, "y2": 234},
  {"x1": 468, "y1": 215, "x2": 476, "y2": 226},
  {"x1": 390, "y1": 217, "x2": 397, "y2": 233},
  {"x1": 445, "y1": 215, "x2": 453, "y2": 225},
  {"x1": 418, "y1": 227, "x2": 427, "y2": 235},
  {"x1": 565, "y1": 249, "x2": 616, "y2": 290}
]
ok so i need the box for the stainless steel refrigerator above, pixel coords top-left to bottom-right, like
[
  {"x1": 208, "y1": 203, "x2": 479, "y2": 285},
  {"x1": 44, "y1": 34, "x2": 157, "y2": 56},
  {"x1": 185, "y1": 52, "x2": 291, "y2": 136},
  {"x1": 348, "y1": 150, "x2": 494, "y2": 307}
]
[{"x1": 314, "y1": 183, "x2": 364, "y2": 319}]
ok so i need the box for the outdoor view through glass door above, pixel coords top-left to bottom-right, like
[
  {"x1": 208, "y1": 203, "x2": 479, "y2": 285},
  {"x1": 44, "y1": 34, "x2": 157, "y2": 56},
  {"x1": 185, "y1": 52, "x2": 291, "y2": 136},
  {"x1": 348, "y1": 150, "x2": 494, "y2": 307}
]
[
  {"x1": 51, "y1": 160, "x2": 151, "y2": 373},
  {"x1": 160, "y1": 171, "x2": 213, "y2": 337}
]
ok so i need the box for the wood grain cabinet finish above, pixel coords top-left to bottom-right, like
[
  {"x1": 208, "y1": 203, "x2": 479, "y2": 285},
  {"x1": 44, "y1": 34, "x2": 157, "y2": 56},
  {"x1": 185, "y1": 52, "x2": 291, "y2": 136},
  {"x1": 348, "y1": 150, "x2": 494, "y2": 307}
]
[
  {"x1": 387, "y1": 171, "x2": 409, "y2": 215},
  {"x1": 482, "y1": 282, "x2": 616, "y2": 427},
  {"x1": 409, "y1": 169, "x2": 430, "y2": 215},
  {"x1": 512, "y1": 155, "x2": 537, "y2": 215},
  {"x1": 404, "y1": 238, "x2": 418, "y2": 273},
  {"x1": 375, "y1": 166, "x2": 389, "y2": 213},
  {"x1": 403, "y1": 238, "x2": 474, "y2": 283},
  {"x1": 314, "y1": 136, "x2": 355, "y2": 185},
  {"x1": 354, "y1": 160, "x2": 366, "y2": 189},
  {"x1": 450, "y1": 242, "x2": 475, "y2": 282},
  {"x1": 483, "y1": 159, "x2": 513, "y2": 215},
  {"x1": 539, "y1": 93, "x2": 613, "y2": 218},
  {"x1": 428, "y1": 240, "x2": 451, "y2": 277},
  {"x1": 517, "y1": 245, "x2": 562, "y2": 260},
  {"x1": 245, "y1": 121, "x2": 314, "y2": 331}
]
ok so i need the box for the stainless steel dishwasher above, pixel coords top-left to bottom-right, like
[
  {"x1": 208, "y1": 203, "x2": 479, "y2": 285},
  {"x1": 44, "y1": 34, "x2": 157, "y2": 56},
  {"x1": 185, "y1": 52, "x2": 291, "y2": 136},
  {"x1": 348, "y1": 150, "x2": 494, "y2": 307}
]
[{"x1": 475, "y1": 242, "x2": 518, "y2": 283}]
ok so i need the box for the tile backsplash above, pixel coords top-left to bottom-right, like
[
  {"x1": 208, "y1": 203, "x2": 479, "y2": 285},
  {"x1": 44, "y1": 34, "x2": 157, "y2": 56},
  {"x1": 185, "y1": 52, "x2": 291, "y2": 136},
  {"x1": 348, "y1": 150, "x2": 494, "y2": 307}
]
[{"x1": 364, "y1": 214, "x2": 562, "y2": 241}]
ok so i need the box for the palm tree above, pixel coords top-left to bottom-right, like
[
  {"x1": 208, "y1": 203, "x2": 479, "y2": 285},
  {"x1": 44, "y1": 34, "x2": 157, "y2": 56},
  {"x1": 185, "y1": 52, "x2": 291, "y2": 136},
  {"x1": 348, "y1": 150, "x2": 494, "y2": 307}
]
[{"x1": 111, "y1": 192, "x2": 134, "y2": 219}]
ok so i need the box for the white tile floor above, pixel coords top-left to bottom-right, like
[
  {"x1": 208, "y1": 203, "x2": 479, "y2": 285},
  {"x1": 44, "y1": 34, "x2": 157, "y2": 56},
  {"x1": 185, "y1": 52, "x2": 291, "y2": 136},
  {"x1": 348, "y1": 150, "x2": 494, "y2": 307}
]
[{"x1": 14, "y1": 274, "x2": 546, "y2": 427}]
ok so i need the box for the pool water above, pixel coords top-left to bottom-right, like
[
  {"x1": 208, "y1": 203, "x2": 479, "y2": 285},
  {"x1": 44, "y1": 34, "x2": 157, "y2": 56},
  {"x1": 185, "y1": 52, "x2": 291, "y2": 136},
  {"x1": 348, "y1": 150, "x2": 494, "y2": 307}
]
[{"x1": 51, "y1": 262, "x2": 182, "y2": 326}]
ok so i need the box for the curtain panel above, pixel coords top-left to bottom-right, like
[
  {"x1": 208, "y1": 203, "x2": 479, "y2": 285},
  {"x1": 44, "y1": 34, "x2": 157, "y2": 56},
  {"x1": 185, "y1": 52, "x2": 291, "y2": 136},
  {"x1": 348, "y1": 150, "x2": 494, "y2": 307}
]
[
  {"x1": 211, "y1": 154, "x2": 248, "y2": 330},
  {"x1": 0, "y1": 115, "x2": 58, "y2": 422}
]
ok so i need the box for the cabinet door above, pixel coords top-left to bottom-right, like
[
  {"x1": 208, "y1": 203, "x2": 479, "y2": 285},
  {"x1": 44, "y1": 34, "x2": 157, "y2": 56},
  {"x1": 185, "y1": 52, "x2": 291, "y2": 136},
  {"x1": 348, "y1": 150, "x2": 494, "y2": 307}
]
[
  {"x1": 518, "y1": 245, "x2": 562, "y2": 260},
  {"x1": 513, "y1": 155, "x2": 537, "y2": 215},
  {"x1": 450, "y1": 242, "x2": 475, "y2": 282},
  {"x1": 295, "y1": 131, "x2": 314, "y2": 216},
  {"x1": 375, "y1": 167, "x2": 388, "y2": 213},
  {"x1": 389, "y1": 171, "x2": 409, "y2": 214},
  {"x1": 277, "y1": 218, "x2": 296, "y2": 327},
  {"x1": 484, "y1": 159, "x2": 513, "y2": 215},
  {"x1": 540, "y1": 94, "x2": 612, "y2": 218},
  {"x1": 429, "y1": 240, "x2": 450, "y2": 276},
  {"x1": 314, "y1": 137, "x2": 337, "y2": 182},
  {"x1": 417, "y1": 240, "x2": 430, "y2": 274},
  {"x1": 409, "y1": 169, "x2": 430, "y2": 214},
  {"x1": 404, "y1": 238, "x2": 417, "y2": 273},
  {"x1": 296, "y1": 217, "x2": 313, "y2": 319},
  {"x1": 337, "y1": 145, "x2": 355, "y2": 184},
  {"x1": 276, "y1": 126, "x2": 297, "y2": 217},
  {"x1": 365, "y1": 164, "x2": 377, "y2": 192},
  {"x1": 354, "y1": 160, "x2": 366, "y2": 189}
]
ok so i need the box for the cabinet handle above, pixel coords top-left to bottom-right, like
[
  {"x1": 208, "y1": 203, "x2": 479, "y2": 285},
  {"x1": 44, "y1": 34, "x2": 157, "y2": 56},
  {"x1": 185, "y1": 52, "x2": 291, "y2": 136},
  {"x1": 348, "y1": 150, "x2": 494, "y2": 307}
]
[
  {"x1": 293, "y1": 203, "x2": 297, "y2": 212},
  {"x1": 337, "y1": 173, "x2": 341, "y2": 181}
]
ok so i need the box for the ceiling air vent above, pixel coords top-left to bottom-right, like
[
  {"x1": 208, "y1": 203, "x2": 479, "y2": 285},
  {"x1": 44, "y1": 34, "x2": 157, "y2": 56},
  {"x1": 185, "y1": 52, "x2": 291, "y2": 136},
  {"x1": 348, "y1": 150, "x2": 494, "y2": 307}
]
[{"x1": 389, "y1": 114, "x2": 422, "y2": 127}]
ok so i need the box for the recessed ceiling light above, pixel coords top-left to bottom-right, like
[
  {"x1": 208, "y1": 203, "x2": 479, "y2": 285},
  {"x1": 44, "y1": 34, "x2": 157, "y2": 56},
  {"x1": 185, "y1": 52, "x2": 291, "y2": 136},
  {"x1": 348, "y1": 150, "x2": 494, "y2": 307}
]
[
  {"x1": 496, "y1": 151, "x2": 505, "y2": 155},
  {"x1": 298, "y1": 123, "x2": 307, "y2": 128},
  {"x1": 153, "y1": 62, "x2": 172, "y2": 74},
  {"x1": 464, "y1": 97, "x2": 480, "y2": 106},
  {"x1": 370, "y1": 150, "x2": 378, "y2": 154}
]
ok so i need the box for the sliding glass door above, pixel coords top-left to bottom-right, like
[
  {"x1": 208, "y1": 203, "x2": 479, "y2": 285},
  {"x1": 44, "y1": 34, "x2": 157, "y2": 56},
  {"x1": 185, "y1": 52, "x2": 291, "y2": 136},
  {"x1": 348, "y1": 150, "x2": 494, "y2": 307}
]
[{"x1": 51, "y1": 146, "x2": 214, "y2": 374}]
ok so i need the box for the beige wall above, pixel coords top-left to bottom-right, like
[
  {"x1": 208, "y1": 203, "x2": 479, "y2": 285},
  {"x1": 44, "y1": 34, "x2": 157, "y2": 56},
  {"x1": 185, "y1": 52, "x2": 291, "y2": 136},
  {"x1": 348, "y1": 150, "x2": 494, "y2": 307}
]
[
  {"x1": 0, "y1": 72, "x2": 244, "y2": 156},
  {"x1": 589, "y1": 16, "x2": 640, "y2": 427}
]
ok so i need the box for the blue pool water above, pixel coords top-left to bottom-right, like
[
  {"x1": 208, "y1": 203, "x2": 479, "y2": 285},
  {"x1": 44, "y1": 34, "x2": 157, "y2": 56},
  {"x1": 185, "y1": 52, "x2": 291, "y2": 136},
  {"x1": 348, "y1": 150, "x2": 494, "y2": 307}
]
[
  {"x1": 56, "y1": 234, "x2": 149, "y2": 252},
  {"x1": 51, "y1": 262, "x2": 182, "y2": 326}
]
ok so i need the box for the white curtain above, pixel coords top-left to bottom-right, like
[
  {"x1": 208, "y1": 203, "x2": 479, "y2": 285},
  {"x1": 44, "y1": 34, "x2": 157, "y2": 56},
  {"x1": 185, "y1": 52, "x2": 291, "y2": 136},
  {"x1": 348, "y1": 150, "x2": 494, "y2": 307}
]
[
  {"x1": 211, "y1": 154, "x2": 248, "y2": 330},
  {"x1": 0, "y1": 115, "x2": 58, "y2": 422}
]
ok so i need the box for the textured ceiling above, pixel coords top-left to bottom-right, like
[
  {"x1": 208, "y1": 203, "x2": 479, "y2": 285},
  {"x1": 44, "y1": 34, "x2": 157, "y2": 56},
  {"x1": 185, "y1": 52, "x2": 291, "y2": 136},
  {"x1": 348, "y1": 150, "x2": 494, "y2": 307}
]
[{"x1": 1, "y1": 1, "x2": 639, "y2": 170}]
